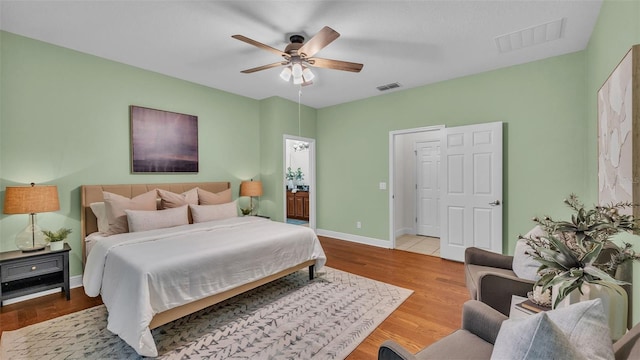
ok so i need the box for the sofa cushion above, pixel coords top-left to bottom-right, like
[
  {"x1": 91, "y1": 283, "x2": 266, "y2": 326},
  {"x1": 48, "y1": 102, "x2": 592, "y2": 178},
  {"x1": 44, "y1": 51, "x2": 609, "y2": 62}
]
[
  {"x1": 465, "y1": 264, "x2": 516, "y2": 300},
  {"x1": 417, "y1": 329, "x2": 494, "y2": 360}
]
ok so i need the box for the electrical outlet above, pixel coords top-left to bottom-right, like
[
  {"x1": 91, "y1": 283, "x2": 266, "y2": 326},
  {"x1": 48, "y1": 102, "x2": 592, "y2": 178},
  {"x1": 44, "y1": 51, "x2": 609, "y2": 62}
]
[
  {"x1": 379, "y1": 182, "x2": 387, "y2": 190},
  {"x1": 356, "y1": 221, "x2": 362, "y2": 229}
]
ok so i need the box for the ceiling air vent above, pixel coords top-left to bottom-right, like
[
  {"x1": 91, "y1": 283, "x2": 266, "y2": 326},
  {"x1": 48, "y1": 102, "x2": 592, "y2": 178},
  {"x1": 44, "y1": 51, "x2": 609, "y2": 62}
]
[
  {"x1": 494, "y1": 18, "x2": 565, "y2": 53},
  {"x1": 377, "y1": 82, "x2": 401, "y2": 91}
]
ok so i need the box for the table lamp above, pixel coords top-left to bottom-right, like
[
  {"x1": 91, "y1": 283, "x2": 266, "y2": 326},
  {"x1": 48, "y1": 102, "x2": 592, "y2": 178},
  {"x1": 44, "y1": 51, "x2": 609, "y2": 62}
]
[
  {"x1": 240, "y1": 180, "x2": 263, "y2": 216},
  {"x1": 3, "y1": 183, "x2": 60, "y2": 252}
]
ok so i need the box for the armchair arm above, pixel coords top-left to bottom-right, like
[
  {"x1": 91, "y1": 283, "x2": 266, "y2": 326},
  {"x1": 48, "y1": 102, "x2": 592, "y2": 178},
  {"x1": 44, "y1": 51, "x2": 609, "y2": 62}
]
[
  {"x1": 477, "y1": 272, "x2": 535, "y2": 316},
  {"x1": 461, "y1": 300, "x2": 508, "y2": 345},
  {"x1": 378, "y1": 340, "x2": 417, "y2": 360},
  {"x1": 465, "y1": 247, "x2": 513, "y2": 270}
]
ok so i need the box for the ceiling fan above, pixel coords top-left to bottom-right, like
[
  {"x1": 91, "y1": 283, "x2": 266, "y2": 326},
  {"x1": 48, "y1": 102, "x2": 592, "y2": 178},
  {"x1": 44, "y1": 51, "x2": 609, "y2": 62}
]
[{"x1": 232, "y1": 26, "x2": 363, "y2": 85}]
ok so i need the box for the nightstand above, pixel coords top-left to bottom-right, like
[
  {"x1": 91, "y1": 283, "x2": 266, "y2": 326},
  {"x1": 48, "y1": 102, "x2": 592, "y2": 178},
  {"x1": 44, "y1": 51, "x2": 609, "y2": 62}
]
[{"x1": 0, "y1": 243, "x2": 71, "y2": 306}]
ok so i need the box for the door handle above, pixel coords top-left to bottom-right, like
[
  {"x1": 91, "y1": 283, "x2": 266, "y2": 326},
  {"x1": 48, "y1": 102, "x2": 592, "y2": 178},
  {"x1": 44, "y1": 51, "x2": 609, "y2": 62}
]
[{"x1": 489, "y1": 200, "x2": 500, "y2": 206}]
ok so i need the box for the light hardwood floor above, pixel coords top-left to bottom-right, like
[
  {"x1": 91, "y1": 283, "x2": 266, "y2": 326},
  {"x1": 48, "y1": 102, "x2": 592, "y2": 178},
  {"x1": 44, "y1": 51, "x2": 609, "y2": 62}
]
[{"x1": 0, "y1": 236, "x2": 469, "y2": 359}]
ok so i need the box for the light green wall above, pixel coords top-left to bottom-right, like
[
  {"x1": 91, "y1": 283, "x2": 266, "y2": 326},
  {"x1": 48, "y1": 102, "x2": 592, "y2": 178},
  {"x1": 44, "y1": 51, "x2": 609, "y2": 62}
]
[
  {"x1": 317, "y1": 52, "x2": 588, "y2": 254},
  {"x1": 3, "y1": 1, "x2": 640, "y2": 323},
  {"x1": 0, "y1": 31, "x2": 261, "y2": 276},
  {"x1": 585, "y1": 0, "x2": 640, "y2": 325},
  {"x1": 259, "y1": 96, "x2": 316, "y2": 222}
]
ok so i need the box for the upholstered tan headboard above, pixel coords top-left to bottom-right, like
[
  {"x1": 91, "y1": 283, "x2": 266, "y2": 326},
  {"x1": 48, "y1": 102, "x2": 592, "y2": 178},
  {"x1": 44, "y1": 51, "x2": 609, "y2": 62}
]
[{"x1": 80, "y1": 182, "x2": 230, "y2": 263}]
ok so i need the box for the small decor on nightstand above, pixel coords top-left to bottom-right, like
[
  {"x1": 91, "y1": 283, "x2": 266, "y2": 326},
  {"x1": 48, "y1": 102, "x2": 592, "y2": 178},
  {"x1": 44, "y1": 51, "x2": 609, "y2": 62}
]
[{"x1": 43, "y1": 228, "x2": 72, "y2": 251}]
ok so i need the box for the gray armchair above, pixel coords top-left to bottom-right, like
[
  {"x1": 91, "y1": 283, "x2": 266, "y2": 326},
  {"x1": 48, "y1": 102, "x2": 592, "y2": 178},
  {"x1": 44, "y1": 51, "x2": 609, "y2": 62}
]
[
  {"x1": 464, "y1": 247, "x2": 532, "y2": 316},
  {"x1": 464, "y1": 246, "x2": 632, "y2": 319},
  {"x1": 378, "y1": 300, "x2": 640, "y2": 360},
  {"x1": 379, "y1": 300, "x2": 506, "y2": 360}
]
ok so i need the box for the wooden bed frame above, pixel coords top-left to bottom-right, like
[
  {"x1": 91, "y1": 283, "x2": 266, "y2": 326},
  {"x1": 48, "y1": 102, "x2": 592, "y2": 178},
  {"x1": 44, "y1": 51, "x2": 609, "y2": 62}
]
[{"x1": 80, "y1": 182, "x2": 315, "y2": 329}]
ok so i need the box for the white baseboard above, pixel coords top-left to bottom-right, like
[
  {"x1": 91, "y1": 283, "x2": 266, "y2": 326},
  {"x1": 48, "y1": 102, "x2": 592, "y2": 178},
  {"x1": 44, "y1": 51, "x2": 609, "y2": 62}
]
[
  {"x1": 2, "y1": 275, "x2": 83, "y2": 306},
  {"x1": 394, "y1": 227, "x2": 415, "y2": 238},
  {"x1": 317, "y1": 229, "x2": 392, "y2": 249}
]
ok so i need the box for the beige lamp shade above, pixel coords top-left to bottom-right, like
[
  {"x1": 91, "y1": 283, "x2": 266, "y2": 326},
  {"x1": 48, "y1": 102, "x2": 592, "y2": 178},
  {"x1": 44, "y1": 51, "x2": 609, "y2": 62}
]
[
  {"x1": 240, "y1": 180, "x2": 263, "y2": 197},
  {"x1": 3, "y1": 183, "x2": 60, "y2": 214}
]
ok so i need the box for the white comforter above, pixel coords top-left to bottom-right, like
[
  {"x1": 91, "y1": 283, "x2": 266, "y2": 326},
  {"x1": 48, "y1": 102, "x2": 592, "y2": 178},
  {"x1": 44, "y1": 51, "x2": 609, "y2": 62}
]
[{"x1": 82, "y1": 216, "x2": 326, "y2": 357}]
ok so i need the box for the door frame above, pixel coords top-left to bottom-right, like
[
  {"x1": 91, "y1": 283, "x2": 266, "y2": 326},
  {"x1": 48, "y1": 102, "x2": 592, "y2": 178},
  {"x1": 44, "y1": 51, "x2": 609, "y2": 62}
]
[
  {"x1": 283, "y1": 134, "x2": 316, "y2": 231},
  {"x1": 388, "y1": 125, "x2": 444, "y2": 248}
]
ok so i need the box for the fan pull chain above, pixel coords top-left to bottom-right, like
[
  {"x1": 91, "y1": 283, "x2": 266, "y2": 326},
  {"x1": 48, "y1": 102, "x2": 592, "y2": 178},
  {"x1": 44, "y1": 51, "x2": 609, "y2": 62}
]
[{"x1": 298, "y1": 87, "x2": 302, "y2": 137}]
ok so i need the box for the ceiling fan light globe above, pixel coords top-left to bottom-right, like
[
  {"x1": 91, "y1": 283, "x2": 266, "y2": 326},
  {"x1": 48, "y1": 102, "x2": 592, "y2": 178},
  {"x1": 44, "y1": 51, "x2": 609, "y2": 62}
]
[
  {"x1": 302, "y1": 67, "x2": 315, "y2": 81},
  {"x1": 291, "y1": 63, "x2": 303, "y2": 77},
  {"x1": 279, "y1": 67, "x2": 292, "y2": 81},
  {"x1": 293, "y1": 75, "x2": 303, "y2": 85}
]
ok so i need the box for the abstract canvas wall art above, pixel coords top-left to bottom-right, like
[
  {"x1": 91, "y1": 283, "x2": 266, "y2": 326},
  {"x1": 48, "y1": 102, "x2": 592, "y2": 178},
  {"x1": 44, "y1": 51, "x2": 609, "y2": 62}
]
[
  {"x1": 130, "y1": 106, "x2": 198, "y2": 173},
  {"x1": 597, "y1": 45, "x2": 639, "y2": 215}
]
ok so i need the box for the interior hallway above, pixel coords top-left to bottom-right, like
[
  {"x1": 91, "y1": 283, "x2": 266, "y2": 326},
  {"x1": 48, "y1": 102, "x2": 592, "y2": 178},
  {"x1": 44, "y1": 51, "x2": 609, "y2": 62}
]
[{"x1": 396, "y1": 234, "x2": 440, "y2": 257}]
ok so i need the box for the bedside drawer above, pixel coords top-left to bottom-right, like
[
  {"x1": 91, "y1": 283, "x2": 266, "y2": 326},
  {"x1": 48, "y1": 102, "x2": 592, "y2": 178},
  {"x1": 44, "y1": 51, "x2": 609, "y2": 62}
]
[{"x1": 1, "y1": 255, "x2": 64, "y2": 282}]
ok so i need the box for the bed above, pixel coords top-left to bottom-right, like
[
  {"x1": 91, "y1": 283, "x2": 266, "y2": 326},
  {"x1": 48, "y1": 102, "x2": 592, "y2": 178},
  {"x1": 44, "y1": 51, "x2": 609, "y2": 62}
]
[{"x1": 80, "y1": 182, "x2": 326, "y2": 357}]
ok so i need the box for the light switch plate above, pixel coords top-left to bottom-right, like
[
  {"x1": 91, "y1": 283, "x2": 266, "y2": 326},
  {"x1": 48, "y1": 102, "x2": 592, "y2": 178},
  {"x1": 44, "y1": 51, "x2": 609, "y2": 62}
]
[{"x1": 379, "y1": 182, "x2": 387, "y2": 190}]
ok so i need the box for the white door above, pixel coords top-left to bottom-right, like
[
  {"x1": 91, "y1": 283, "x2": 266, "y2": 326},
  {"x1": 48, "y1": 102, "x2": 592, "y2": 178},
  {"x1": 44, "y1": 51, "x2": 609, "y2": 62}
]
[
  {"x1": 416, "y1": 140, "x2": 440, "y2": 237},
  {"x1": 440, "y1": 122, "x2": 502, "y2": 261}
]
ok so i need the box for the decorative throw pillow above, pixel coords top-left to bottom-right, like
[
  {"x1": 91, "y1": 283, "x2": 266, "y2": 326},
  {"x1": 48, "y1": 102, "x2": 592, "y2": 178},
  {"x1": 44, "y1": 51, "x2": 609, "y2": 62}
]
[
  {"x1": 512, "y1": 225, "x2": 545, "y2": 280},
  {"x1": 157, "y1": 188, "x2": 198, "y2": 209},
  {"x1": 545, "y1": 299, "x2": 614, "y2": 360},
  {"x1": 492, "y1": 312, "x2": 585, "y2": 360},
  {"x1": 197, "y1": 188, "x2": 232, "y2": 205},
  {"x1": 103, "y1": 190, "x2": 157, "y2": 235},
  {"x1": 89, "y1": 202, "x2": 110, "y2": 233},
  {"x1": 190, "y1": 202, "x2": 238, "y2": 223},
  {"x1": 125, "y1": 205, "x2": 189, "y2": 232},
  {"x1": 491, "y1": 299, "x2": 614, "y2": 360}
]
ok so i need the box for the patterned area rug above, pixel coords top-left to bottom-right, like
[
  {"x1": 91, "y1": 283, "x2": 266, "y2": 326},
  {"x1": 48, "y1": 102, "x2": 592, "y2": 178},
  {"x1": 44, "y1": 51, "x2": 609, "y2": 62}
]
[{"x1": 1, "y1": 267, "x2": 412, "y2": 359}]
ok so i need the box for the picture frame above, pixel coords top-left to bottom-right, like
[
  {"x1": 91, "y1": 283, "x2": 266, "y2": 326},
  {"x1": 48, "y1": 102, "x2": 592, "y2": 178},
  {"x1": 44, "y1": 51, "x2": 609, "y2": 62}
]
[
  {"x1": 130, "y1": 105, "x2": 198, "y2": 173},
  {"x1": 597, "y1": 45, "x2": 640, "y2": 216}
]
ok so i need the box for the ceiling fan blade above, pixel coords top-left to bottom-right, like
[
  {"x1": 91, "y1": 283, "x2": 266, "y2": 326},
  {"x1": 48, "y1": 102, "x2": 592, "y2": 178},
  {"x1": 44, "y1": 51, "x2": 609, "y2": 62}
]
[
  {"x1": 307, "y1": 58, "x2": 363, "y2": 73},
  {"x1": 298, "y1": 26, "x2": 340, "y2": 58},
  {"x1": 240, "y1": 61, "x2": 287, "y2": 74},
  {"x1": 232, "y1": 35, "x2": 290, "y2": 59}
]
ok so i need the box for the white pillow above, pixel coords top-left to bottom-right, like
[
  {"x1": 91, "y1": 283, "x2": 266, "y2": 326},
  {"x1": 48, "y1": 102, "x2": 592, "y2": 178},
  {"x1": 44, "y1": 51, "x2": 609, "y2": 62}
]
[
  {"x1": 189, "y1": 202, "x2": 238, "y2": 223},
  {"x1": 492, "y1": 299, "x2": 614, "y2": 360},
  {"x1": 125, "y1": 205, "x2": 189, "y2": 233},
  {"x1": 513, "y1": 226, "x2": 545, "y2": 280},
  {"x1": 89, "y1": 202, "x2": 109, "y2": 233}
]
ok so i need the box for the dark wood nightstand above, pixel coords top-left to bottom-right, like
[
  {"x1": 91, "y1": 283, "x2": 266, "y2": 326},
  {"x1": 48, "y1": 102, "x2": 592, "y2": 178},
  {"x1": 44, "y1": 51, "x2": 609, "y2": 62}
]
[{"x1": 0, "y1": 243, "x2": 71, "y2": 306}]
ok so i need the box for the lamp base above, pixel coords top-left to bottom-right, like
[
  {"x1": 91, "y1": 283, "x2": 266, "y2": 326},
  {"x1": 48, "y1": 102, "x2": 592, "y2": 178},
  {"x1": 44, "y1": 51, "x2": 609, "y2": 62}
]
[
  {"x1": 21, "y1": 246, "x2": 46, "y2": 253},
  {"x1": 15, "y1": 214, "x2": 49, "y2": 252}
]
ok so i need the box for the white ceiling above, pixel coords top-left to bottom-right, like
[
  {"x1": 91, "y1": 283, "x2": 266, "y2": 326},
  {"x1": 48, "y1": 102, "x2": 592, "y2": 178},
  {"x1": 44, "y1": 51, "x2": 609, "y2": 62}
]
[{"x1": 0, "y1": 0, "x2": 602, "y2": 108}]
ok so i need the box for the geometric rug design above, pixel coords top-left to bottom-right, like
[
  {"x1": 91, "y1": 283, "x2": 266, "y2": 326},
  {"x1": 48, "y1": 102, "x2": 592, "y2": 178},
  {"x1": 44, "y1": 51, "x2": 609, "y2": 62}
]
[{"x1": 0, "y1": 267, "x2": 412, "y2": 359}]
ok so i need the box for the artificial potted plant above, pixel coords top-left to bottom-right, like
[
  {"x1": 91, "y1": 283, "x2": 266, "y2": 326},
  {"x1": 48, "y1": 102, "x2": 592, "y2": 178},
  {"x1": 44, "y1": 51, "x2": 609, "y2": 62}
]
[
  {"x1": 286, "y1": 167, "x2": 296, "y2": 190},
  {"x1": 295, "y1": 168, "x2": 304, "y2": 186},
  {"x1": 522, "y1": 194, "x2": 640, "y2": 339},
  {"x1": 43, "y1": 228, "x2": 72, "y2": 251}
]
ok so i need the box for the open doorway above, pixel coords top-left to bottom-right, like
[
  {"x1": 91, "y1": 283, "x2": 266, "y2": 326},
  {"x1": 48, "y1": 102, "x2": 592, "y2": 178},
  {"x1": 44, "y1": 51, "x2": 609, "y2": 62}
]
[
  {"x1": 389, "y1": 122, "x2": 503, "y2": 261},
  {"x1": 390, "y1": 126, "x2": 443, "y2": 257},
  {"x1": 283, "y1": 135, "x2": 316, "y2": 229}
]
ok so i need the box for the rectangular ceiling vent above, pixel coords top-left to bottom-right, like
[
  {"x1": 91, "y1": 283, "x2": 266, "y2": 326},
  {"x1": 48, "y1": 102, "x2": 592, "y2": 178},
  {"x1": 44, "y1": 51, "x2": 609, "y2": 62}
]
[
  {"x1": 377, "y1": 82, "x2": 402, "y2": 91},
  {"x1": 495, "y1": 17, "x2": 565, "y2": 53}
]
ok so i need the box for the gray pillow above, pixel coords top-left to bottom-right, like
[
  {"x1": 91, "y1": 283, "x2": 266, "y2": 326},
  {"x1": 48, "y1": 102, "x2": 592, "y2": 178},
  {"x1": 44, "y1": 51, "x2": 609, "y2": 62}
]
[
  {"x1": 512, "y1": 226, "x2": 544, "y2": 280},
  {"x1": 491, "y1": 299, "x2": 614, "y2": 360},
  {"x1": 492, "y1": 312, "x2": 585, "y2": 360}
]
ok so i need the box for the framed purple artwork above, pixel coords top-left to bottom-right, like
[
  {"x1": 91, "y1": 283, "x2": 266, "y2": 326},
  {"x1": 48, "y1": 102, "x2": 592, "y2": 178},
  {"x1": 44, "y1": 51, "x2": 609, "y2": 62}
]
[{"x1": 130, "y1": 105, "x2": 198, "y2": 173}]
